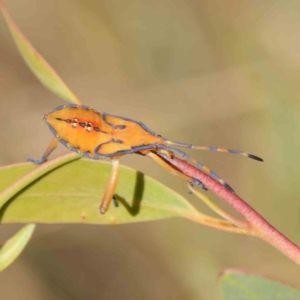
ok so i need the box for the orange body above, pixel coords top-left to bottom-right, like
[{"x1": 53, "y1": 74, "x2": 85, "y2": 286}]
[
  {"x1": 29, "y1": 104, "x2": 263, "y2": 214},
  {"x1": 45, "y1": 105, "x2": 165, "y2": 158}
]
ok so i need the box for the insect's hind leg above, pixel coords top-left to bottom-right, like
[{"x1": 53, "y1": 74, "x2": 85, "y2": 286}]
[
  {"x1": 193, "y1": 179, "x2": 208, "y2": 191},
  {"x1": 27, "y1": 137, "x2": 59, "y2": 164},
  {"x1": 148, "y1": 152, "x2": 208, "y2": 192},
  {"x1": 155, "y1": 144, "x2": 235, "y2": 194}
]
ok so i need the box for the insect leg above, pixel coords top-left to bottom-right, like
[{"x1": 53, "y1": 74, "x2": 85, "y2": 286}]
[
  {"x1": 154, "y1": 144, "x2": 235, "y2": 193},
  {"x1": 147, "y1": 152, "x2": 207, "y2": 191},
  {"x1": 165, "y1": 140, "x2": 263, "y2": 162},
  {"x1": 27, "y1": 137, "x2": 59, "y2": 164},
  {"x1": 100, "y1": 159, "x2": 120, "y2": 214},
  {"x1": 192, "y1": 179, "x2": 208, "y2": 191},
  {"x1": 147, "y1": 151, "x2": 192, "y2": 180},
  {"x1": 95, "y1": 143, "x2": 154, "y2": 157}
]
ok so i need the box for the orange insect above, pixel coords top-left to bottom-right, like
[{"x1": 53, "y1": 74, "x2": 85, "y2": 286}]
[{"x1": 28, "y1": 104, "x2": 263, "y2": 214}]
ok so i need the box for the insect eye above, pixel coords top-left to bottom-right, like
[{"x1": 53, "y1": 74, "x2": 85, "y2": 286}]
[
  {"x1": 86, "y1": 122, "x2": 92, "y2": 132},
  {"x1": 72, "y1": 118, "x2": 78, "y2": 128}
]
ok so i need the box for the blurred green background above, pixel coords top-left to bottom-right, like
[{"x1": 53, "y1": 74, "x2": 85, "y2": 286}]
[{"x1": 1, "y1": 0, "x2": 300, "y2": 299}]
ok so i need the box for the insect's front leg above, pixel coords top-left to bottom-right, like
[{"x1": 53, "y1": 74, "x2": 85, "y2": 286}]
[
  {"x1": 100, "y1": 159, "x2": 120, "y2": 214},
  {"x1": 27, "y1": 137, "x2": 59, "y2": 164}
]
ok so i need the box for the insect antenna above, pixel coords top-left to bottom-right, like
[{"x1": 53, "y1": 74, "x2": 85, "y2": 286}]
[{"x1": 165, "y1": 140, "x2": 263, "y2": 162}]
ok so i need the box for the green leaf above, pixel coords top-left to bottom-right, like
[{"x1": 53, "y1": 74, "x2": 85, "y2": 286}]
[
  {"x1": 0, "y1": 224, "x2": 35, "y2": 271},
  {"x1": 0, "y1": 1, "x2": 81, "y2": 104},
  {"x1": 219, "y1": 269, "x2": 300, "y2": 300},
  {"x1": 0, "y1": 160, "x2": 199, "y2": 224}
]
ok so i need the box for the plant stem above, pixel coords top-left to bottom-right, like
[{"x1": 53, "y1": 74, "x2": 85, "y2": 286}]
[
  {"x1": 187, "y1": 182, "x2": 248, "y2": 228},
  {"x1": 159, "y1": 154, "x2": 300, "y2": 266}
]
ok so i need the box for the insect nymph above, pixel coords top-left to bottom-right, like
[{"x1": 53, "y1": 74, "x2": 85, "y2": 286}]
[{"x1": 28, "y1": 104, "x2": 263, "y2": 214}]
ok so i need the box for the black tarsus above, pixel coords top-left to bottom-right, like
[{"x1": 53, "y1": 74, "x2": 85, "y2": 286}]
[
  {"x1": 224, "y1": 183, "x2": 235, "y2": 194},
  {"x1": 193, "y1": 179, "x2": 208, "y2": 191}
]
